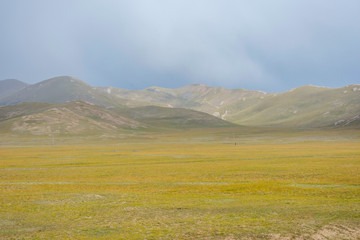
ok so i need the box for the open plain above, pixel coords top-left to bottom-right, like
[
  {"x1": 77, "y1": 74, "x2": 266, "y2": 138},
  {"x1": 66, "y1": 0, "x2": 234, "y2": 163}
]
[{"x1": 1, "y1": 128, "x2": 359, "y2": 239}]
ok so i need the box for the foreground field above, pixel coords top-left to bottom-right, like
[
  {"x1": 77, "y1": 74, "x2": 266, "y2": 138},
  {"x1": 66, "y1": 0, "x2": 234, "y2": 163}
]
[{"x1": 1, "y1": 131, "x2": 360, "y2": 239}]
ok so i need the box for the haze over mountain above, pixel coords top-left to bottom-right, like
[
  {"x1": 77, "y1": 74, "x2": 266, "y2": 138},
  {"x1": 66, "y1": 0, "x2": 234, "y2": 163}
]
[
  {"x1": 0, "y1": 76, "x2": 131, "y2": 108},
  {"x1": 1, "y1": 76, "x2": 359, "y2": 132},
  {"x1": 0, "y1": 79, "x2": 28, "y2": 99}
]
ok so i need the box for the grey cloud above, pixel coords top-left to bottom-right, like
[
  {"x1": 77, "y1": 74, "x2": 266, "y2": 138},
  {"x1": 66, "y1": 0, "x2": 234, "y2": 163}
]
[{"x1": 0, "y1": 0, "x2": 359, "y2": 91}]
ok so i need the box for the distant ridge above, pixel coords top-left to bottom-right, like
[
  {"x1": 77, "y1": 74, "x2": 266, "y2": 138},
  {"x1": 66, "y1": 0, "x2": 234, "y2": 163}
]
[
  {"x1": 0, "y1": 76, "x2": 123, "y2": 107},
  {"x1": 0, "y1": 79, "x2": 28, "y2": 99},
  {"x1": 0, "y1": 101, "x2": 235, "y2": 135},
  {"x1": 0, "y1": 76, "x2": 359, "y2": 128}
]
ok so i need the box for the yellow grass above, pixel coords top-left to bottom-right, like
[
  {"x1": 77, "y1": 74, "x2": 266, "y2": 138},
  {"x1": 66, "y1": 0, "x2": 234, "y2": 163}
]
[{"x1": 0, "y1": 133, "x2": 359, "y2": 239}]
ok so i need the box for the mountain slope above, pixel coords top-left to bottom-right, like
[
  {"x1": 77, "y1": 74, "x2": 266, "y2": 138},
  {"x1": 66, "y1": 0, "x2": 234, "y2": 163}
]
[
  {"x1": 0, "y1": 76, "x2": 134, "y2": 108},
  {"x1": 113, "y1": 84, "x2": 360, "y2": 128},
  {"x1": 0, "y1": 101, "x2": 144, "y2": 135},
  {"x1": 0, "y1": 79, "x2": 28, "y2": 99},
  {"x1": 117, "y1": 105, "x2": 236, "y2": 129},
  {"x1": 0, "y1": 101, "x2": 236, "y2": 135},
  {"x1": 108, "y1": 84, "x2": 266, "y2": 112},
  {"x1": 1, "y1": 76, "x2": 359, "y2": 128},
  {"x1": 231, "y1": 85, "x2": 360, "y2": 128}
]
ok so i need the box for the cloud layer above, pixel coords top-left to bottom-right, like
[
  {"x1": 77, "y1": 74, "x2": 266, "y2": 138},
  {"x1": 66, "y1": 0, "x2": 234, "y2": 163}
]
[{"x1": 0, "y1": 0, "x2": 359, "y2": 91}]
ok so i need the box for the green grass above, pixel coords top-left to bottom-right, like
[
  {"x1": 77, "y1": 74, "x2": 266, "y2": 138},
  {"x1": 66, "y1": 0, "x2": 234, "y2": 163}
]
[{"x1": 0, "y1": 129, "x2": 359, "y2": 239}]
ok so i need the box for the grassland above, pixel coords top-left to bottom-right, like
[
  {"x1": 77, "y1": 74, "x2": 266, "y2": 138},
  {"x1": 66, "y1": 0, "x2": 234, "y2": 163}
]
[{"x1": 0, "y1": 128, "x2": 359, "y2": 239}]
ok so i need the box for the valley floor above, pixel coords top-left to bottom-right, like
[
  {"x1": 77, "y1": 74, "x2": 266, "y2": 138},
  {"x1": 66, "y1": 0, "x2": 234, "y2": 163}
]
[{"x1": 0, "y1": 128, "x2": 359, "y2": 239}]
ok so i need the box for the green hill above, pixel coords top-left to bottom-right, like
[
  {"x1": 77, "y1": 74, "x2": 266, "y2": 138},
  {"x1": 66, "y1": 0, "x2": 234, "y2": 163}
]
[
  {"x1": 230, "y1": 85, "x2": 360, "y2": 128},
  {"x1": 117, "y1": 105, "x2": 236, "y2": 129}
]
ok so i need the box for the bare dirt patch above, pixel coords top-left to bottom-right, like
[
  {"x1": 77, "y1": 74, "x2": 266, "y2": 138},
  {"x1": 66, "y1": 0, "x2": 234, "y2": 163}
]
[{"x1": 269, "y1": 224, "x2": 360, "y2": 240}]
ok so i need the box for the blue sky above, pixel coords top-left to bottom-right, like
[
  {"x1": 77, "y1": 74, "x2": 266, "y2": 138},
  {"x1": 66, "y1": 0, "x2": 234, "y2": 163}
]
[{"x1": 0, "y1": 0, "x2": 359, "y2": 92}]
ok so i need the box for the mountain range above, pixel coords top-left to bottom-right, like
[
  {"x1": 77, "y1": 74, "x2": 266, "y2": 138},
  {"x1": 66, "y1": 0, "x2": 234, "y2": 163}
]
[{"x1": 0, "y1": 76, "x2": 359, "y2": 135}]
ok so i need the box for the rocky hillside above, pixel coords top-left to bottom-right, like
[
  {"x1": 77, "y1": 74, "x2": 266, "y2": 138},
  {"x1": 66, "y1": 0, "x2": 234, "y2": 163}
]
[{"x1": 0, "y1": 101, "x2": 144, "y2": 135}]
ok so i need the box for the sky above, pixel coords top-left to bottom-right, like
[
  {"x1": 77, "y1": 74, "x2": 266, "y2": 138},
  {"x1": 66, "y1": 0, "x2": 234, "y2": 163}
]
[{"x1": 0, "y1": 0, "x2": 359, "y2": 92}]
